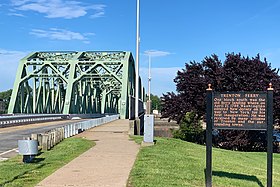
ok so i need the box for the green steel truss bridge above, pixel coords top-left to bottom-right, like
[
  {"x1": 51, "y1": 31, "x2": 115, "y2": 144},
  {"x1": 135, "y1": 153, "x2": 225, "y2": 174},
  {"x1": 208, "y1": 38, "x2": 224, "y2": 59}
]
[{"x1": 8, "y1": 51, "x2": 145, "y2": 119}]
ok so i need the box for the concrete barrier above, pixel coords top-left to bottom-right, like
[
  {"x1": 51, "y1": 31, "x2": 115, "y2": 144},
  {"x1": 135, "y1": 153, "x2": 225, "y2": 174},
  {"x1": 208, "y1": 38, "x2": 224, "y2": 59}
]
[{"x1": 41, "y1": 134, "x2": 49, "y2": 151}]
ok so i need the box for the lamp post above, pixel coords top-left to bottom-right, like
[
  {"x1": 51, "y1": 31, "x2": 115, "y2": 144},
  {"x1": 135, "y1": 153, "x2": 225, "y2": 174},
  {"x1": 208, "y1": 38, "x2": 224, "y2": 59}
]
[
  {"x1": 147, "y1": 54, "x2": 152, "y2": 114},
  {"x1": 135, "y1": 0, "x2": 140, "y2": 119},
  {"x1": 143, "y1": 53, "x2": 154, "y2": 145}
]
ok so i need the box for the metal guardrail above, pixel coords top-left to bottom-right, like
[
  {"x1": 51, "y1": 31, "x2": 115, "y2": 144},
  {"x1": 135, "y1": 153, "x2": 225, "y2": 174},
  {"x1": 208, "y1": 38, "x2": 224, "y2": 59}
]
[
  {"x1": 0, "y1": 113, "x2": 119, "y2": 127},
  {"x1": 30, "y1": 114, "x2": 120, "y2": 151},
  {"x1": 64, "y1": 114, "x2": 120, "y2": 138},
  {"x1": 0, "y1": 114, "x2": 69, "y2": 127}
]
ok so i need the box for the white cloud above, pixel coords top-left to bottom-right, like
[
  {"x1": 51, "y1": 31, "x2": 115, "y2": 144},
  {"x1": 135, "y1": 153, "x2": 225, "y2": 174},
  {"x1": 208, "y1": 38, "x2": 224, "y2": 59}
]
[
  {"x1": 89, "y1": 4, "x2": 106, "y2": 18},
  {"x1": 0, "y1": 49, "x2": 28, "y2": 60},
  {"x1": 144, "y1": 50, "x2": 172, "y2": 57},
  {"x1": 30, "y1": 28, "x2": 93, "y2": 43},
  {"x1": 11, "y1": 0, "x2": 30, "y2": 6},
  {"x1": 10, "y1": 0, "x2": 106, "y2": 19},
  {"x1": 140, "y1": 67, "x2": 181, "y2": 96},
  {"x1": 0, "y1": 49, "x2": 29, "y2": 91},
  {"x1": 7, "y1": 12, "x2": 25, "y2": 17},
  {"x1": 90, "y1": 11, "x2": 105, "y2": 19},
  {"x1": 84, "y1": 32, "x2": 95, "y2": 36},
  {"x1": 83, "y1": 40, "x2": 90, "y2": 44}
]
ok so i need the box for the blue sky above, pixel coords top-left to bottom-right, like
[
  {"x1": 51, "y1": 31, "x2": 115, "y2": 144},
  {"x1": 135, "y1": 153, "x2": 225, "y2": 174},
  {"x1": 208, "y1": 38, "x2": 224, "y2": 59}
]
[{"x1": 0, "y1": 0, "x2": 280, "y2": 96}]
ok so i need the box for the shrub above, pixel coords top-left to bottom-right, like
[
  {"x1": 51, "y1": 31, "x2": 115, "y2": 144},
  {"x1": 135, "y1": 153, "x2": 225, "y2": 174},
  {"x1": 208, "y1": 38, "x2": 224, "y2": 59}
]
[{"x1": 173, "y1": 111, "x2": 204, "y2": 144}]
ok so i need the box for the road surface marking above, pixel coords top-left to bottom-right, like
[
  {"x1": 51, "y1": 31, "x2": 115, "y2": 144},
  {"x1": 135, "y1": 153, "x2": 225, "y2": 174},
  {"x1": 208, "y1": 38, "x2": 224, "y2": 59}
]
[{"x1": 0, "y1": 148, "x2": 18, "y2": 156}]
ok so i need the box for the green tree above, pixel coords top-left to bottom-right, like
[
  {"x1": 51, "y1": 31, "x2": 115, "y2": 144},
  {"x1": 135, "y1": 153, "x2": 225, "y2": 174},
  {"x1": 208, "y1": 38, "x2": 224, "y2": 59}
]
[
  {"x1": 172, "y1": 111, "x2": 204, "y2": 144},
  {"x1": 0, "y1": 89, "x2": 12, "y2": 113},
  {"x1": 150, "y1": 94, "x2": 162, "y2": 111},
  {"x1": 145, "y1": 94, "x2": 162, "y2": 112}
]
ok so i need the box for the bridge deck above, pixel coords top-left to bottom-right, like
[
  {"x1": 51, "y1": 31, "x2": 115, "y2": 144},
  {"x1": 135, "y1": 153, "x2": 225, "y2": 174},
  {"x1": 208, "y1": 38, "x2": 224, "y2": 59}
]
[{"x1": 36, "y1": 119, "x2": 140, "y2": 187}]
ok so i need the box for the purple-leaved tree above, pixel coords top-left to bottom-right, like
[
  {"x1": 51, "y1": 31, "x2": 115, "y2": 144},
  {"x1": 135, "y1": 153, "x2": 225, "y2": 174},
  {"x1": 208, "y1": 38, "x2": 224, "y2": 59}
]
[{"x1": 161, "y1": 53, "x2": 280, "y2": 151}]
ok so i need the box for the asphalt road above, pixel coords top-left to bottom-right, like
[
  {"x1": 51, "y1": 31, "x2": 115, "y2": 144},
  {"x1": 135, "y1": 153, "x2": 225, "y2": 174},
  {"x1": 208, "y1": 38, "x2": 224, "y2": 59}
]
[{"x1": 0, "y1": 119, "x2": 87, "y2": 160}]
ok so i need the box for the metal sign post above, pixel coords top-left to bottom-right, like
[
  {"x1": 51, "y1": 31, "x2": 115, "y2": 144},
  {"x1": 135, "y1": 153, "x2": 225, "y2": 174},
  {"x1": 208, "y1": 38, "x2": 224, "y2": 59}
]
[
  {"x1": 206, "y1": 84, "x2": 213, "y2": 187},
  {"x1": 267, "y1": 84, "x2": 273, "y2": 187}
]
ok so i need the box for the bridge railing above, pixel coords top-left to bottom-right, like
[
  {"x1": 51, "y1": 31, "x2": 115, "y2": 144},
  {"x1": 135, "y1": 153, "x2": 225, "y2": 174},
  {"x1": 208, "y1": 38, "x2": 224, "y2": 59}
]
[
  {"x1": 0, "y1": 113, "x2": 120, "y2": 128},
  {"x1": 0, "y1": 114, "x2": 69, "y2": 127},
  {"x1": 30, "y1": 114, "x2": 120, "y2": 150},
  {"x1": 64, "y1": 114, "x2": 120, "y2": 138}
]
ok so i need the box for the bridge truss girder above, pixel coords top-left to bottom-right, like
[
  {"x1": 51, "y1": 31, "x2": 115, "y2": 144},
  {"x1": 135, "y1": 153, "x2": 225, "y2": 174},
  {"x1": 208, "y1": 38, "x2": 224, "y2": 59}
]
[{"x1": 8, "y1": 51, "x2": 144, "y2": 119}]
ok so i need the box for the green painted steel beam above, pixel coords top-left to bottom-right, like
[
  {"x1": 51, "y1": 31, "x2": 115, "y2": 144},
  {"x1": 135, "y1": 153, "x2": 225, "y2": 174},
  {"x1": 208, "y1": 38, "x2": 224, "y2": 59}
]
[{"x1": 8, "y1": 51, "x2": 144, "y2": 119}]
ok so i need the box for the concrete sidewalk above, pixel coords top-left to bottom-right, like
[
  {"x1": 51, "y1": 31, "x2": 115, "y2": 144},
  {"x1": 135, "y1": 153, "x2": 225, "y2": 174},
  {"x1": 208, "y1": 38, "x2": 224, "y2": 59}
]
[{"x1": 36, "y1": 119, "x2": 139, "y2": 187}]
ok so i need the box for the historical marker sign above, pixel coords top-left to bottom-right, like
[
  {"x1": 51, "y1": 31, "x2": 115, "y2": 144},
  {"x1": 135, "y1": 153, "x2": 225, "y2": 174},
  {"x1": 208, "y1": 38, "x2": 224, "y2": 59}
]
[
  {"x1": 213, "y1": 92, "x2": 267, "y2": 130},
  {"x1": 206, "y1": 85, "x2": 274, "y2": 187}
]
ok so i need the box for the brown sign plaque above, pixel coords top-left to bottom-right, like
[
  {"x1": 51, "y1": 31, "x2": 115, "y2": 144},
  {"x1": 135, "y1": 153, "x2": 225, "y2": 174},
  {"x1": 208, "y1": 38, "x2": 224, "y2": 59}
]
[{"x1": 213, "y1": 92, "x2": 267, "y2": 130}]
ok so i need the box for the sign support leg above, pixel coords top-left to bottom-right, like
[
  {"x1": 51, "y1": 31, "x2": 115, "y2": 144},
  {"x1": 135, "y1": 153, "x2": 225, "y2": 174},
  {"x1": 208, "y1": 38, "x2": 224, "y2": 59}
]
[
  {"x1": 206, "y1": 85, "x2": 213, "y2": 187},
  {"x1": 267, "y1": 87, "x2": 273, "y2": 187}
]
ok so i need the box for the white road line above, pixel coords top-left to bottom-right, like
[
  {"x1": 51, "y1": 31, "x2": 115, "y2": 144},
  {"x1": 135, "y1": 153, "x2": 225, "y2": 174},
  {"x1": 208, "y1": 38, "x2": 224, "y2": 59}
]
[{"x1": 0, "y1": 148, "x2": 18, "y2": 156}]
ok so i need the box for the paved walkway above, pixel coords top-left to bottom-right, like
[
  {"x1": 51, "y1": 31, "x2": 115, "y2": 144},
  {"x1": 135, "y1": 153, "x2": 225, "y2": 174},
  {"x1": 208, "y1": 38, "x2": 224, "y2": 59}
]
[{"x1": 36, "y1": 119, "x2": 139, "y2": 187}]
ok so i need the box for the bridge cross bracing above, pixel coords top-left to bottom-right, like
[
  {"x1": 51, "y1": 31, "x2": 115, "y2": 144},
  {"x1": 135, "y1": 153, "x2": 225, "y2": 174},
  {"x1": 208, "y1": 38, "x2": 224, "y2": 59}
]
[{"x1": 8, "y1": 51, "x2": 144, "y2": 119}]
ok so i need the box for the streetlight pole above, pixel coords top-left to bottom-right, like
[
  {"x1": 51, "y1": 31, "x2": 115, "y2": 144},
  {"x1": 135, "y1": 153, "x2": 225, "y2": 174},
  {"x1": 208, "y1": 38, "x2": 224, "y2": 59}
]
[
  {"x1": 135, "y1": 0, "x2": 140, "y2": 119},
  {"x1": 147, "y1": 54, "x2": 152, "y2": 114},
  {"x1": 143, "y1": 53, "x2": 154, "y2": 145}
]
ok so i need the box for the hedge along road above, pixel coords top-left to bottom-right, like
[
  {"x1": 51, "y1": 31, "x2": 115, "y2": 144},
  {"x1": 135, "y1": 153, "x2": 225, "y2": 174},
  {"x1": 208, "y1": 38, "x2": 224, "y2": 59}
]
[{"x1": 0, "y1": 119, "x2": 87, "y2": 160}]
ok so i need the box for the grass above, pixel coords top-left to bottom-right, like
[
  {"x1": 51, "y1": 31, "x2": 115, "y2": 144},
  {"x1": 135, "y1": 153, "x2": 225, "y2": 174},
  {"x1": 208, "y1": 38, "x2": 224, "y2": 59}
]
[
  {"x1": 128, "y1": 136, "x2": 280, "y2": 187},
  {"x1": 0, "y1": 137, "x2": 95, "y2": 187}
]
